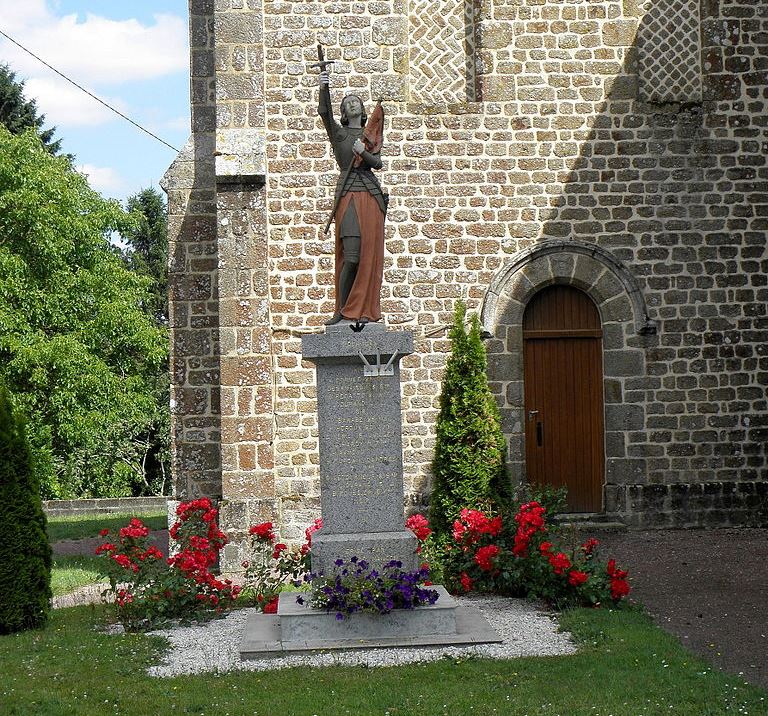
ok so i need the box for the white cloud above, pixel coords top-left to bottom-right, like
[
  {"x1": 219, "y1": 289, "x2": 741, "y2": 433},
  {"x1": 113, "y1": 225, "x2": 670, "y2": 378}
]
[
  {"x1": 24, "y1": 77, "x2": 122, "y2": 126},
  {"x1": 77, "y1": 163, "x2": 127, "y2": 196},
  {"x1": 0, "y1": 0, "x2": 50, "y2": 32},
  {"x1": 0, "y1": 3, "x2": 187, "y2": 85}
]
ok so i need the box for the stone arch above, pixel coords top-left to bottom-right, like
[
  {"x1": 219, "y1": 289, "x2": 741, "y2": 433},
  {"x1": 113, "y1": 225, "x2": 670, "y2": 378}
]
[
  {"x1": 481, "y1": 240, "x2": 657, "y2": 337},
  {"x1": 480, "y1": 240, "x2": 655, "y2": 515}
]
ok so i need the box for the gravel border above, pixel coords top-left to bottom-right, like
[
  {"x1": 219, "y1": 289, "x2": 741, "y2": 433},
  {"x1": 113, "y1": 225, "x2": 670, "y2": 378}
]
[{"x1": 145, "y1": 595, "x2": 577, "y2": 677}]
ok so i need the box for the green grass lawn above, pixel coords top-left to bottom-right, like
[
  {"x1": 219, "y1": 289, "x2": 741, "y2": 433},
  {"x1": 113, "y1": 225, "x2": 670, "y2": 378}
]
[
  {"x1": 46, "y1": 511, "x2": 167, "y2": 543},
  {"x1": 1, "y1": 605, "x2": 765, "y2": 716},
  {"x1": 48, "y1": 512, "x2": 166, "y2": 597},
  {"x1": 51, "y1": 556, "x2": 104, "y2": 597}
]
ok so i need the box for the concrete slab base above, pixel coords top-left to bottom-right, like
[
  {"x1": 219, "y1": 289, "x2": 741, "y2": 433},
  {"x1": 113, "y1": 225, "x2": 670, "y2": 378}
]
[{"x1": 239, "y1": 586, "x2": 502, "y2": 659}]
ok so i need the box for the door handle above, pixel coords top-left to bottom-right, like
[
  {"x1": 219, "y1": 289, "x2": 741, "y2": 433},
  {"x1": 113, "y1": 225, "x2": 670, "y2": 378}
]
[
  {"x1": 528, "y1": 410, "x2": 539, "y2": 421},
  {"x1": 536, "y1": 421, "x2": 543, "y2": 447}
]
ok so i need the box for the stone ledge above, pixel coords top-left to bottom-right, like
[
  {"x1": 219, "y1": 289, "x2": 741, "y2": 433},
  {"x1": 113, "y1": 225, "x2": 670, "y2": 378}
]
[
  {"x1": 301, "y1": 326, "x2": 414, "y2": 361},
  {"x1": 240, "y1": 587, "x2": 501, "y2": 659}
]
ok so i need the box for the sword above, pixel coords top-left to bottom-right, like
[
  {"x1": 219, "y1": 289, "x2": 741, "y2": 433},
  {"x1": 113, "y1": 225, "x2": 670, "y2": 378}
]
[{"x1": 310, "y1": 44, "x2": 334, "y2": 71}]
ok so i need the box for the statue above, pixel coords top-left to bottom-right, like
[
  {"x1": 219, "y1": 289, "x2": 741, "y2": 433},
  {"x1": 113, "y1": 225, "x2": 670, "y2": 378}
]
[{"x1": 317, "y1": 59, "x2": 387, "y2": 327}]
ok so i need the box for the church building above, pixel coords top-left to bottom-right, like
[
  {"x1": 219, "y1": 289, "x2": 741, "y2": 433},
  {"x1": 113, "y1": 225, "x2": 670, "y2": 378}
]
[{"x1": 162, "y1": 0, "x2": 768, "y2": 568}]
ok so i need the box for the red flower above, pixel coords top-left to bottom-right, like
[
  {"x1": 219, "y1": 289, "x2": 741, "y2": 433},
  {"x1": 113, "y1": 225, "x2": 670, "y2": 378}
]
[
  {"x1": 452, "y1": 519, "x2": 467, "y2": 543},
  {"x1": 539, "y1": 541, "x2": 554, "y2": 557},
  {"x1": 112, "y1": 553, "x2": 133, "y2": 570},
  {"x1": 264, "y1": 596, "x2": 278, "y2": 614},
  {"x1": 607, "y1": 559, "x2": 628, "y2": 580},
  {"x1": 304, "y1": 517, "x2": 323, "y2": 545},
  {"x1": 460, "y1": 572, "x2": 473, "y2": 592},
  {"x1": 485, "y1": 515, "x2": 503, "y2": 536},
  {"x1": 475, "y1": 544, "x2": 500, "y2": 572},
  {"x1": 249, "y1": 521, "x2": 275, "y2": 542},
  {"x1": 610, "y1": 578, "x2": 630, "y2": 600},
  {"x1": 581, "y1": 537, "x2": 600, "y2": 555},
  {"x1": 548, "y1": 552, "x2": 571, "y2": 575},
  {"x1": 95, "y1": 542, "x2": 115, "y2": 555},
  {"x1": 406, "y1": 514, "x2": 432, "y2": 542},
  {"x1": 119, "y1": 518, "x2": 149, "y2": 539},
  {"x1": 272, "y1": 543, "x2": 288, "y2": 560},
  {"x1": 568, "y1": 570, "x2": 589, "y2": 586},
  {"x1": 511, "y1": 501, "x2": 547, "y2": 558},
  {"x1": 99, "y1": 528, "x2": 110, "y2": 537}
]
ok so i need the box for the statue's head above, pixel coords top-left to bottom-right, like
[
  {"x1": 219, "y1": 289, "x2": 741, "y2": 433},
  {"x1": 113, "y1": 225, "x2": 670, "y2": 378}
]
[{"x1": 339, "y1": 94, "x2": 367, "y2": 127}]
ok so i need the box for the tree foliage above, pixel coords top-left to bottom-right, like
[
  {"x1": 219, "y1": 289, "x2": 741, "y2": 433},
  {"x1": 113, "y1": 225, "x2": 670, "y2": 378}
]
[
  {"x1": 123, "y1": 187, "x2": 169, "y2": 326},
  {"x1": 429, "y1": 301, "x2": 510, "y2": 536},
  {"x1": 0, "y1": 388, "x2": 52, "y2": 633},
  {"x1": 0, "y1": 128, "x2": 168, "y2": 498},
  {"x1": 120, "y1": 187, "x2": 171, "y2": 494},
  {"x1": 0, "y1": 63, "x2": 62, "y2": 155}
]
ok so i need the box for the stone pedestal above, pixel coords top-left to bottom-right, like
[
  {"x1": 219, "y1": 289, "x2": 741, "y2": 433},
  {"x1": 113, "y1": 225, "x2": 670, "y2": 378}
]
[
  {"x1": 238, "y1": 323, "x2": 500, "y2": 659},
  {"x1": 300, "y1": 323, "x2": 417, "y2": 575},
  {"x1": 240, "y1": 587, "x2": 502, "y2": 657}
]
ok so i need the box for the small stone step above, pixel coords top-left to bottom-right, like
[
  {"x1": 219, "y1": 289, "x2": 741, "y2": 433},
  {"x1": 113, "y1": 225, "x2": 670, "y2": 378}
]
[{"x1": 556, "y1": 519, "x2": 628, "y2": 533}]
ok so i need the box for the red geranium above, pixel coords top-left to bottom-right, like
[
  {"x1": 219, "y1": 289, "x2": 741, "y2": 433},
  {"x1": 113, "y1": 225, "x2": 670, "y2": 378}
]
[{"x1": 460, "y1": 572, "x2": 473, "y2": 592}]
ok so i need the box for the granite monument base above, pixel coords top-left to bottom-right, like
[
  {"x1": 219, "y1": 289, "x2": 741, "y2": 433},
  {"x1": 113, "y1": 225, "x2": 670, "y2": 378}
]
[
  {"x1": 239, "y1": 586, "x2": 502, "y2": 658},
  {"x1": 310, "y1": 530, "x2": 419, "y2": 577}
]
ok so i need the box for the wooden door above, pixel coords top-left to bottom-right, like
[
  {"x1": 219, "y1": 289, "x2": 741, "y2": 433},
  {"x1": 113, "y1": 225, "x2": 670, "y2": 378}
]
[{"x1": 523, "y1": 285, "x2": 604, "y2": 513}]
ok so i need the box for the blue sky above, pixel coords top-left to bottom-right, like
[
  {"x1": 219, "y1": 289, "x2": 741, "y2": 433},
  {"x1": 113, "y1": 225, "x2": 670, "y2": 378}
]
[{"x1": 0, "y1": 0, "x2": 189, "y2": 204}]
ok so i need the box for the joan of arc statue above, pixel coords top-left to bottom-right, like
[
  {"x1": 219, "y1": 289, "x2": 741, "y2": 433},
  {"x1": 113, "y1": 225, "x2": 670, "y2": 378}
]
[{"x1": 318, "y1": 67, "x2": 387, "y2": 326}]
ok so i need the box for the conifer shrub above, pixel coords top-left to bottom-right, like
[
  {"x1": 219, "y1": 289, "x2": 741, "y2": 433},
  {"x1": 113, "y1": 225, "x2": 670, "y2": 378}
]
[
  {"x1": 429, "y1": 301, "x2": 510, "y2": 536},
  {"x1": 0, "y1": 388, "x2": 52, "y2": 633}
]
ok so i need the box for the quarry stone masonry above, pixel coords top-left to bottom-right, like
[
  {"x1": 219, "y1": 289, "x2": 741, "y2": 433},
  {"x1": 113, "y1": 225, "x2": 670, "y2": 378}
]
[{"x1": 163, "y1": 0, "x2": 768, "y2": 565}]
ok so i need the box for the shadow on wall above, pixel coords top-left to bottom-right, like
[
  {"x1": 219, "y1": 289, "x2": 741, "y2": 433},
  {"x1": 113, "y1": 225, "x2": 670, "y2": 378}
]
[{"x1": 482, "y1": 2, "x2": 768, "y2": 527}]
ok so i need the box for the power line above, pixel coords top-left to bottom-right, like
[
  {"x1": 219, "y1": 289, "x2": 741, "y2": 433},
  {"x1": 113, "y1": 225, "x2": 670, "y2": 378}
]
[{"x1": 0, "y1": 27, "x2": 181, "y2": 153}]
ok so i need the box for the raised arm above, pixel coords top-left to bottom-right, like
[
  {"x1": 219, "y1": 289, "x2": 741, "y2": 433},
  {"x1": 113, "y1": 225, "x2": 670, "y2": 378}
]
[{"x1": 317, "y1": 71, "x2": 337, "y2": 140}]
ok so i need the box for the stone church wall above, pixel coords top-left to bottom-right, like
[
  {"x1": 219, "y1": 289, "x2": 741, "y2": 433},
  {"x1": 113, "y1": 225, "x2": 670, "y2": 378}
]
[{"x1": 165, "y1": 0, "x2": 768, "y2": 562}]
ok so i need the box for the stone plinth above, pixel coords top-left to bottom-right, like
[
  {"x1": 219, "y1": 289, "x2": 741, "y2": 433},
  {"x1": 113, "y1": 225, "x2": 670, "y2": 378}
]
[
  {"x1": 240, "y1": 587, "x2": 502, "y2": 657},
  {"x1": 238, "y1": 323, "x2": 501, "y2": 660},
  {"x1": 301, "y1": 323, "x2": 418, "y2": 575}
]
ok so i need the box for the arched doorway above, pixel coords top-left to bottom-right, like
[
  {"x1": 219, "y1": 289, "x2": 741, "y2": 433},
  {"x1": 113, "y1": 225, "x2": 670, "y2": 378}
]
[{"x1": 523, "y1": 285, "x2": 605, "y2": 512}]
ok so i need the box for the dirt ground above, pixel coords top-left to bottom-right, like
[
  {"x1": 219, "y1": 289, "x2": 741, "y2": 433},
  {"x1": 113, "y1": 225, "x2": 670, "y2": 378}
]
[
  {"x1": 595, "y1": 528, "x2": 768, "y2": 691},
  {"x1": 54, "y1": 527, "x2": 768, "y2": 690}
]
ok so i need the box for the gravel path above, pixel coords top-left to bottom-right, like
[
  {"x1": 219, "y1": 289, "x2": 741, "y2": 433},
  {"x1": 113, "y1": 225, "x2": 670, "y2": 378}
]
[{"x1": 146, "y1": 595, "x2": 577, "y2": 677}]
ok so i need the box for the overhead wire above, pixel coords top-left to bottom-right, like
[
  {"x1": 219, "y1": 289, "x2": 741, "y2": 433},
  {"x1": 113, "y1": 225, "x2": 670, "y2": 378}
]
[{"x1": 0, "y1": 26, "x2": 181, "y2": 152}]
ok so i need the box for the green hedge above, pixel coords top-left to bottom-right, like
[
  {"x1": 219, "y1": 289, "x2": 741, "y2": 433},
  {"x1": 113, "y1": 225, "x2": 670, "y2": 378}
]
[{"x1": 0, "y1": 388, "x2": 51, "y2": 633}]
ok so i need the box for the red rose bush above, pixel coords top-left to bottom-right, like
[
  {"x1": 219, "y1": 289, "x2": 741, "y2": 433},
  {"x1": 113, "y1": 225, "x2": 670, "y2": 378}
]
[
  {"x1": 240, "y1": 518, "x2": 323, "y2": 613},
  {"x1": 406, "y1": 501, "x2": 630, "y2": 609},
  {"x1": 96, "y1": 499, "x2": 240, "y2": 631}
]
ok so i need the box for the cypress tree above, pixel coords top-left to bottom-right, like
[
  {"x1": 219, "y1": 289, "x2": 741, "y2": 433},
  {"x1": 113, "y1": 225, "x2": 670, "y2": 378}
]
[
  {"x1": 429, "y1": 301, "x2": 510, "y2": 536},
  {"x1": 0, "y1": 388, "x2": 52, "y2": 633}
]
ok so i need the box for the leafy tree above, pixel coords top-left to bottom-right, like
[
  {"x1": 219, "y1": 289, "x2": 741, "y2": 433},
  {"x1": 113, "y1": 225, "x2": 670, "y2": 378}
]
[
  {"x1": 429, "y1": 301, "x2": 510, "y2": 536},
  {"x1": 0, "y1": 388, "x2": 52, "y2": 633},
  {"x1": 121, "y1": 187, "x2": 171, "y2": 494},
  {"x1": 0, "y1": 63, "x2": 62, "y2": 155},
  {"x1": 123, "y1": 188, "x2": 169, "y2": 326},
  {"x1": 0, "y1": 127, "x2": 168, "y2": 498}
]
